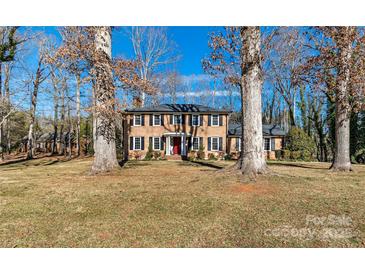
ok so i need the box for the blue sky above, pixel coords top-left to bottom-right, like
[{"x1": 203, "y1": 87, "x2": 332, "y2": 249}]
[{"x1": 25, "y1": 26, "x2": 221, "y2": 76}]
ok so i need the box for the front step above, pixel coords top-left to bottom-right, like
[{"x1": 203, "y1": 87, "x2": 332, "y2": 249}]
[{"x1": 166, "y1": 155, "x2": 182, "y2": 160}]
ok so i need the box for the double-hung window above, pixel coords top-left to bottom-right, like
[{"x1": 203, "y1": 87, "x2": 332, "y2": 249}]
[
  {"x1": 211, "y1": 137, "x2": 219, "y2": 151},
  {"x1": 192, "y1": 115, "x2": 200, "y2": 126},
  {"x1": 264, "y1": 138, "x2": 271, "y2": 151},
  {"x1": 134, "y1": 115, "x2": 141, "y2": 126},
  {"x1": 153, "y1": 115, "x2": 161, "y2": 126},
  {"x1": 153, "y1": 137, "x2": 161, "y2": 150},
  {"x1": 173, "y1": 114, "x2": 182, "y2": 125},
  {"x1": 134, "y1": 137, "x2": 142, "y2": 150},
  {"x1": 192, "y1": 137, "x2": 200, "y2": 151},
  {"x1": 211, "y1": 114, "x2": 219, "y2": 126}
]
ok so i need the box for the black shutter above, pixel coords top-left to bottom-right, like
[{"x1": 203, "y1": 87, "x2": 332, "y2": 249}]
[
  {"x1": 189, "y1": 114, "x2": 192, "y2": 126},
  {"x1": 200, "y1": 115, "x2": 203, "y2": 126},
  {"x1": 149, "y1": 137, "x2": 152, "y2": 149},
  {"x1": 130, "y1": 115, "x2": 134, "y2": 126},
  {"x1": 149, "y1": 114, "x2": 153, "y2": 126},
  {"x1": 236, "y1": 137, "x2": 240, "y2": 151},
  {"x1": 208, "y1": 137, "x2": 211, "y2": 151},
  {"x1": 141, "y1": 137, "x2": 145, "y2": 150},
  {"x1": 130, "y1": 137, "x2": 134, "y2": 150},
  {"x1": 160, "y1": 137, "x2": 164, "y2": 150},
  {"x1": 219, "y1": 137, "x2": 223, "y2": 151},
  {"x1": 182, "y1": 114, "x2": 185, "y2": 125},
  {"x1": 161, "y1": 115, "x2": 164, "y2": 126},
  {"x1": 199, "y1": 137, "x2": 203, "y2": 149},
  {"x1": 188, "y1": 137, "x2": 192, "y2": 150},
  {"x1": 271, "y1": 138, "x2": 275, "y2": 151},
  {"x1": 208, "y1": 114, "x2": 211, "y2": 126},
  {"x1": 141, "y1": 114, "x2": 145, "y2": 126},
  {"x1": 170, "y1": 114, "x2": 173, "y2": 124},
  {"x1": 219, "y1": 114, "x2": 223, "y2": 126}
]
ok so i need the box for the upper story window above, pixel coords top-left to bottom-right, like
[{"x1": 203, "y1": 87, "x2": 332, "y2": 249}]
[
  {"x1": 264, "y1": 138, "x2": 271, "y2": 151},
  {"x1": 173, "y1": 114, "x2": 182, "y2": 125},
  {"x1": 153, "y1": 115, "x2": 161, "y2": 126},
  {"x1": 134, "y1": 115, "x2": 142, "y2": 126},
  {"x1": 192, "y1": 115, "x2": 200, "y2": 126},
  {"x1": 211, "y1": 114, "x2": 219, "y2": 126}
]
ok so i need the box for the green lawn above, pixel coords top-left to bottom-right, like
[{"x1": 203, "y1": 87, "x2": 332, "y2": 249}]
[{"x1": 0, "y1": 156, "x2": 364, "y2": 247}]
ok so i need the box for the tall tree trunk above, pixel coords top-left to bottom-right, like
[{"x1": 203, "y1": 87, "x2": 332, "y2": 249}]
[
  {"x1": 27, "y1": 60, "x2": 42, "y2": 159},
  {"x1": 0, "y1": 62, "x2": 3, "y2": 159},
  {"x1": 331, "y1": 28, "x2": 353, "y2": 172},
  {"x1": 50, "y1": 71, "x2": 59, "y2": 154},
  {"x1": 91, "y1": 26, "x2": 118, "y2": 173},
  {"x1": 75, "y1": 73, "x2": 81, "y2": 156},
  {"x1": 238, "y1": 27, "x2": 267, "y2": 176},
  {"x1": 59, "y1": 80, "x2": 66, "y2": 155},
  {"x1": 4, "y1": 63, "x2": 11, "y2": 154}
]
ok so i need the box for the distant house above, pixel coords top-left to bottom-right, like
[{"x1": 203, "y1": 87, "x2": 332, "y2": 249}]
[
  {"x1": 227, "y1": 123, "x2": 286, "y2": 160},
  {"x1": 124, "y1": 104, "x2": 286, "y2": 160}
]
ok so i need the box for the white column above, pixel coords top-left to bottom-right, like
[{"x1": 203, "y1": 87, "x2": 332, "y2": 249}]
[{"x1": 166, "y1": 136, "x2": 170, "y2": 155}]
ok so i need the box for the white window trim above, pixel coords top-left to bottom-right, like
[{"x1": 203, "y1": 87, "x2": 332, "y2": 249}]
[
  {"x1": 153, "y1": 114, "x2": 161, "y2": 126},
  {"x1": 133, "y1": 136, "x2": 142, "y2": 150},
  {"x1": 238, "y1": 137, "x2": 241, "y2": 152},
  {"x1": 192, "y1": 114, "x2": 200, "y2": 126},
  {"x1": 192, "y1": 137, "x2": 200, "y2": 151},
  {"x1": 173, "y1": 114, "x2": 183, "y2": 125},
  {"x1": 211, "y1": 136, "x2": 219, "y2": 151},
  {"x1": 263, "y1": 137, "x2": 271, "y2": 151},
  {"x1": 211, "y1": 114, "x2": 219, "y2": 127},
  {"x1": 153, "y1": 137, "x2": 161, "y2": 150},
  {"x1": 133, "y1": 115, "x2": 142, "y2": 126}
]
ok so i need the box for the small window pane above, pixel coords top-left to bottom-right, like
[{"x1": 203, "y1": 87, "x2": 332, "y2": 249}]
[
  {"x1": 134, "y1": 137, "x2": 141, "y2": 150},
  {"x1": 212, "y1": 115, "x2": 219, "y2": 126},
  {"x1": 174, "y1": 115, "x2": 182, "y2": 124},
  {"x1": 154, "y1": 115, "x2": 161, "y2": 126},
  {"x1": 192, "y1": 115, "x2": 199, "y2": 126},
  {"x1": 154, "y1": 137, "x2": 160, "y2": 150},
  {"x1": 193, "y1": 137, "x2": 199, "y2": 150},
  {"x1": 134, "y1": 115, "x2": 141, "y2": 126}
]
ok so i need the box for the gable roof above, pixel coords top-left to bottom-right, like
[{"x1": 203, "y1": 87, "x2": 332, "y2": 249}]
[
  {"x1": 228, "y1": 123, "x2": 286, "y2": 137},
  {"x1": 125, "y1": 104, "x2": 231, "y2": 114}
]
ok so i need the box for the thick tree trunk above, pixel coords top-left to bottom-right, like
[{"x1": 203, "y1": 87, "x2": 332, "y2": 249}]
[
  {"x1": 91, "y1": 26, "x2": 119, "y2": 173},
  {"x1": 331, "y1": 28, "x2": 353, "y2": 172},
  {"x1": 238, "y1": 27, "x2": 267, "y2": 176},
  {"x1": 75, "y1": 73, "x2": 81, "y2": 156}
]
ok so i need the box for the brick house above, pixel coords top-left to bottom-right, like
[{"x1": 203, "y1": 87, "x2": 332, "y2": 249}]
[{"x1": 123, "y1": 104, "x2": 285, "y2": 160}]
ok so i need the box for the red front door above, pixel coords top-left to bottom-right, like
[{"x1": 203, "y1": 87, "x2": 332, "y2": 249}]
[{"x1": 173, "y1": 137, "x2": 181, "y2": 155}]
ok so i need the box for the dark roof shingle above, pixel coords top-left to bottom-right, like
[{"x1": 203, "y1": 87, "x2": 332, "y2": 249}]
[
  {"x1": 228, "y1": 123, "x2": 286, "y2": 137},
  {"x1": 125, "y1": 104, "x2": 230, "y2": 113}
]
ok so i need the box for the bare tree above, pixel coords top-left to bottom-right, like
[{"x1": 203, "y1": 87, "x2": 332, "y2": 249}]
[
  {"x1": 203, "y1": 27, "x2": 267, "y2": 177},
  {"x1": 26, "y1": 40, "x2": 48, "y2": 159},
  {"x1": 127, "y1": 27, "x2": 179, "y2": 106}
]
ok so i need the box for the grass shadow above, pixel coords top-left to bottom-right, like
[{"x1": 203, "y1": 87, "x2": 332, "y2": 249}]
[
  {"x1": 268, "y1": 161, "x2": 328, "y2": 170},
  {"x1": 181, "y1": 159, "x2": 223, "y2": 170}
]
